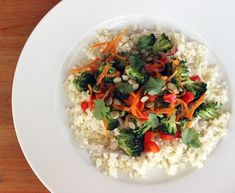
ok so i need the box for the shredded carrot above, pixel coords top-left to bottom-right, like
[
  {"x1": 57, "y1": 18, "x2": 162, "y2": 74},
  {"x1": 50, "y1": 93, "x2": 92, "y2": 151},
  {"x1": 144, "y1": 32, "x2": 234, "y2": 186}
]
[
  {"x1": 176, "y1": 98, "x2": 190, "y2": 118},
  {"x1": 105, "y1": 71, "x2": 121, "y2": 78},
  {"x1": 161, "y1": 76, "x2": 168, "y2": 81},
  {"x1": 116, "y1": 54, "x2": 127, "y2": 61},
  {"x1": 71, "y1": 58, "x2": 100, "y2": 74},
  {"x1": 102, "y1": 84, "x2": 115, "y2": 100},
  {"x1": 186, "y1": 120, "x2": 193, "y2": 128},
  {"x1": 130, "y1": 88, "x2": 144, "y2": 117},
  {"x1": 90, "y1": 42, "x2": 107, "y2": 48},
  {"x1": 112, "y1": 104, "x2": 130, "y2": 112},
  {"x1": 96, "y1": 62, "x2": 111, "y2": 85},
  {"x1": 102, "y1": 29, "x2": 127, "y2": 54},
  {"x1": 187, "y1": 93, "x2": 206, "y2": 119},
  {"x1": 152, "y1": 107, "x2": 175, "y2": 118},
  {"x1": 103, "y1": 118, "x2": 108, "y2": 130}
]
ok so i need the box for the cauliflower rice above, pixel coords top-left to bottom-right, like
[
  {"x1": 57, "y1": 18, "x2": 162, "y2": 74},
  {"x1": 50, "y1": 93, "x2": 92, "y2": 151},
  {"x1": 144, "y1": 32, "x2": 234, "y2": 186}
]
[{"x1": 65, "y1": 26, "x2": 230, "y2": 178}]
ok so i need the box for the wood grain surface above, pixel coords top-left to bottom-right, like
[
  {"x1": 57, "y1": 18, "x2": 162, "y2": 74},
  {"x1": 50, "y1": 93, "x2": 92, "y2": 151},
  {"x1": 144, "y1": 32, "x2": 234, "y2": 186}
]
[{"x1": 0, "y1": 1, "x2": 60, "y2": 192}]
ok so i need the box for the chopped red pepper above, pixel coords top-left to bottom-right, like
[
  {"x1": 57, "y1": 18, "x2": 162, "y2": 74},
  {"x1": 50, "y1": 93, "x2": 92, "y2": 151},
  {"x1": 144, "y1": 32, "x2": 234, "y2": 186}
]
[
  {"x1": 147, "y1": 94, "x2": 157, "y2": 102},
  {"x1": 144, "y1": 142, "x2": 160, "y2": 153},
  {"x1": 182, "y1": 91, "x2": 195, "y2": 104},
  {"x1": 163, "y1": 93, "x2": 176, "y2": 103},
  {"x1": 190, "y1": 75, "x2": 202, "y2": 82},
  {"x1": 81, "y1": 101, "x2": 89, "y2": 112},
  {"x1": 144, "y1": 63, "x2": 165, "y2": 72},
  {"x1": 144, "y1": 132, "x2": 154, "y2": 144}
]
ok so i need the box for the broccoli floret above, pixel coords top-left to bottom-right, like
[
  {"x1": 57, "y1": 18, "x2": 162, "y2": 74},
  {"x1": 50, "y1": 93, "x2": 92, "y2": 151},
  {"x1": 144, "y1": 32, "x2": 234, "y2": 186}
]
[
  {"x1": 114, "y1": 82, "x2": 133, "y2": 100},
  {"x1": 158, "y1": 114, "x2": 177, "y2": 134},
  {"x1": 194, "y1": 102, "x2": 221, "y2": 120},
  {"x1": 107, "y1": 115, "x2": 119, "y2": 130},
  {"x1": 125, "y1": 65, "x2": 147, "y2": 85},
  {"x1": 73, "y1": 72, "x2": 95, "y2": 91},
  {"x1": 137, "y1": 33, "x2": 156, "y2": 51},
  {"x1": 179, "y1": 118, "x2": 189, "y2": 129},
  {"x1": 184, "y1": 81, "x2": 207, "y2": 101},
  {"x1": 117, "y1": 130, "x2": 144, "y2": 157},
  {"x1": 153, "y1": 33, "x2": 173, "y2": 53}
]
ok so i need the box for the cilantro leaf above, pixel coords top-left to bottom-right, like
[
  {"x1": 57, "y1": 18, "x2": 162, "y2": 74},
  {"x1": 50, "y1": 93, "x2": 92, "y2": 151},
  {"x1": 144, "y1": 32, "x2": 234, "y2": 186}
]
[
  {"x1": 93, "y1": 100, "x2": 109, "y2": 120},
  {"x1": 148, "y1": 113, "x2": 159, "y2": 128},
  {"x1": 137, "y1": 34, "x2": 156, "y2": 50},
  {"x1": 181, "y1": 128, "x2": 200, "y2": 148},
  {"x1": 129, "y1": 55, "x2": 145, "y2": 71},
  {"x1": 144, "y1": 77, "x2": 165, "y2": 95},
  {"x1": 116, "y1": 82, "x2": 134, "y2": 95}
]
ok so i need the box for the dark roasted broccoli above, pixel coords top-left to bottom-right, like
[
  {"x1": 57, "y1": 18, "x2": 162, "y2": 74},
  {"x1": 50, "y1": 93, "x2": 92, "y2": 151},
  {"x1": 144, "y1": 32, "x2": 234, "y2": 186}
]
[
  {"x1": 107, "y1": 115, "x2": 119, "y2": 130},
  {"x1": 158, "y1": 114, "x2": 177, "y2": 134},
  {"x1": 160, "y1": 62, "x2": 173, "y2": 77},
  {"x1": 125, "y1": 65, "x2": 147, "y2": 85},
  {"x1": 177, "y1": 60, "x2": 189, "y2": 82},
  {"x1": 113, "y1": 58, "x2": 126, "y2": 72},
  {"x1": 137, "y1": 33, "x2": 156, "y2": 51},
  {"x1": 184, "y1": 80, "x2": 207, "y2": 101},
  {"x1": 153, "y1": 33, "x2": 173, "y2": 53},
  {"x1": 194, "y1": 102, "x2": 221, "y2": 120},
  {"x1": 114, "y1": 82, "x2": 133, "y2": 100},
  {"x1": 73, "y1": 72, "x2": 95, "y2": 91},
  {"x1": 117, "y1": 130, "x2": 144, "y2": 157}
]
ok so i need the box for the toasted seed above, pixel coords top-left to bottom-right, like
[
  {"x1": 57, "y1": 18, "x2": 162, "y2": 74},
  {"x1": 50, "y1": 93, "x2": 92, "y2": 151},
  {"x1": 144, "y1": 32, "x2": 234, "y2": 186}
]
[
  {"x1": 132, "y1": 83, "x2": 139, "y2": 90},
  {"x1": 117, "y1": 118, "x2": 124, "y2": 128},
  {"x1": 122, "y1": 75, "x2": 129, "y2": 81},
  {"x1": 147, "y1": 56, "x2": 153, "y2": 61},
  {"x1": 110, "y1": 111, "x2": 120, "y2": 119},
  {"x1": 119, "y1": 111, "x2": 126, "y2": 117},
  {"x1": 146, "y1": 102, "x2": 154, "y2": 108},
  {"x1": 141, "y1": 96, "x2": 149, "y2": 103},
  {"x1": 93, "y1": 85, "x2": 101, "y2": 93},
  {"x1": 167, "y1": 82, "x2": 179, "y2": 94},
  {"x1": 113, "y1": 99, "x2": 121, "y2": 105},
  {"x1": 106, "y1": 97, "x2": 113, "y2": 105},
  {"x1": 113, "y1": 77, "x2": 122, "y2": 83},
  {"x1": 128, "y1": 122, "x2": 136, "y2": 129},
  {"x1": 128, "y1": 79, "x2": 136, "y2": 85}
]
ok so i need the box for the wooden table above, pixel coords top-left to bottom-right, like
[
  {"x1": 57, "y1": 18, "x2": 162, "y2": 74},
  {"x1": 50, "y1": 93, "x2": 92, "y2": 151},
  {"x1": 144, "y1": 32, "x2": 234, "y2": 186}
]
[{"x1": 0, "y1": 1, "x2": 60, "y2": 192}]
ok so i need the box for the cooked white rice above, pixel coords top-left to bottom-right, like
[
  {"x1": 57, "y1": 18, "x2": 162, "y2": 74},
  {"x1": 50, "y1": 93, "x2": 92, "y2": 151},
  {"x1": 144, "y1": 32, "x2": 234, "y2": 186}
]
[{"x1": 65, "y1": 26, "x2": 230, "y2": 178}]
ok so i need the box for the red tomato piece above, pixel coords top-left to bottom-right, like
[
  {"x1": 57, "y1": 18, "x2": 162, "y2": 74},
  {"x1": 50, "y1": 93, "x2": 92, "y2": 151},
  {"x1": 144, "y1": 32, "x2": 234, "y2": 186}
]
[
  {"x1": 159, "y1": 133, "x2": 176, "y2": 141},
  {"x1": 163, "y1": 94, "x2": 176, "y2": 103},
  {"x1": 81, "y1": 101, "x2": 89, "y2": 112},
  {"x1": 144, "y1": 142, "x2": 160, "y2": 153},
  {"x1": 144, "y1": 132, "x2": 154, "y2": 144},
  {"x1": 147, "y1": 94, "x2": 157, "y2": 102},
  {"x1": 182, "y1": 91, "x2": 195, "y2": 104},
  {"x1": 190, "y1": 75, "x2": 202, "y2": 82}
]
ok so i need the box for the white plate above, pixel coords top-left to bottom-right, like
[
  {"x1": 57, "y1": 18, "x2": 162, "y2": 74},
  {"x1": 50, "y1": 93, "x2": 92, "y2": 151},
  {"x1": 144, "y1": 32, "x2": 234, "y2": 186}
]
[{"x1": 12, "y1": 1, "x2": 235, "y2": 193}]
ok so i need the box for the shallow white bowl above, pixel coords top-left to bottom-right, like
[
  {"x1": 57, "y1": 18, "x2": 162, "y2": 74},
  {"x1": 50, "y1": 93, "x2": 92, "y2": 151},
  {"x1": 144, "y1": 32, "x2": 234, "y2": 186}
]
[{"x1": 12, "y1": 1, "x2": 235, "y2": 193}]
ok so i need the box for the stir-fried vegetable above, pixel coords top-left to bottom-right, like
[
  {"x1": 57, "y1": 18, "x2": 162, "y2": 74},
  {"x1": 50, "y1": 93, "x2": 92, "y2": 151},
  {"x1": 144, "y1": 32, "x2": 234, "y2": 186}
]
[{"x1": 71, "y1": 29, "x2": 223, "y2": 157}]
